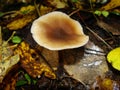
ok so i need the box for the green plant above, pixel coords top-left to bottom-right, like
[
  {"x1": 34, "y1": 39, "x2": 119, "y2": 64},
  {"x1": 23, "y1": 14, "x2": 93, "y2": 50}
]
[
  {"x1": 12, "y1": 36, "x2": 22, "y2": 44},
  {"x1": 94, "y1": 10, "x2": 109, "y2": 17}
]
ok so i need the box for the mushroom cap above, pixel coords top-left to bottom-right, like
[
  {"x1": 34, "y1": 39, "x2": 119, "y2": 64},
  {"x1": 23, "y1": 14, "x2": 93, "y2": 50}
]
[{"x1": 31, "y1": 11, "x2": 89, "y2": 50}]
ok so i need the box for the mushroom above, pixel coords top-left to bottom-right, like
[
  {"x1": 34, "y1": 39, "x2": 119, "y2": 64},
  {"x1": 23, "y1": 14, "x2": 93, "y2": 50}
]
[{"x1": 31, "y1": 11, "x2": 89, "y2": 51}]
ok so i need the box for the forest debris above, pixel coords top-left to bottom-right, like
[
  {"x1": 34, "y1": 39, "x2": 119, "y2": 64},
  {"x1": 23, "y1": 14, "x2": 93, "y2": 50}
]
[
  {"x1": 100, "y1": 0, "x2": 120, "y2": 10},
  {"x1": 97, "y1": 19, "x2": 120, "y2": 35},
  {"x1": 0, "y1": 54, "x2": 19, "y2": 83},
  {"x1": 14, "y1": 41, "x2": 56, "y2": 79},
  {"x1": 0, "y1": 29, "x2": 19, "y2": 83},
  {"x1": 40, "y1": 5, "x2": 53, "y2": 15},
  {"x1": 7, "y1": 14, "x2": 36, "y2": 30},
  {"x1": 6, "y1": 5, "x2": 37, "y2": 30},
  {"x1": 64, "y1": 41, "x2": 108, "y2": 85},
  {"x1": 2, "y1": 71, "x2": 18, "y2": 90},
  {"x1": 0, "y1": 27, "x2": 20, "y2": 83},
  {"x1": 112, "y1": 7, "x2": 120, "y2": 15},
  {"x1": 107, "y1": 47, "x2": 120, "y2": 70},
  {"x1": 91, "y1": 76, "x2": 120, "y2": 90},
  {"x1": 46, "y1": 0, "x2": 68, "y2": 8}
]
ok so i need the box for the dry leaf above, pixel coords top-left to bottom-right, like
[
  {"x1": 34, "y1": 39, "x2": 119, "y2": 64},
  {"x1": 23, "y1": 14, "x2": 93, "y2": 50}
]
[
  {"x1": 0, "y1": 54, "x2": 19, "y2": 83},
  {"x1": 0, "y1": 28, "x2": 20, "y2": 83},
  {"x1": 14, "y1": 41, "x2": 56, "y2": 79}
]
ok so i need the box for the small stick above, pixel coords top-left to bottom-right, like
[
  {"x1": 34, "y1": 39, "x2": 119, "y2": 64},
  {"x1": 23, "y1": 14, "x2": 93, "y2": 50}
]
[
  {"x1": 34, "y1": 0, "x2": 41, "y2": 17},
  {"x1": 86, "y1": 26, "x2": 113, "y2": 50},
  {"x1": 69, "y1": 8, "x2": 80, "y2": 16}
]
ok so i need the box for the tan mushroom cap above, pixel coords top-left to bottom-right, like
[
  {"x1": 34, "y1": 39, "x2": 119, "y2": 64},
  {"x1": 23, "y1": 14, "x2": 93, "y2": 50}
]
[{"x1": 31, "y1": 11, "x2": 89, "y2": 50}]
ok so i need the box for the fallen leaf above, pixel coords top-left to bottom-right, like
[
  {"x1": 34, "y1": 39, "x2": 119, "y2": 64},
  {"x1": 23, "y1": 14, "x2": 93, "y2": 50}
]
[
  {"x1": 14, "y1": 41, "x2": 56, "y2": 79},
  {"x1": 64, "y1": 41, "x2": 108, "y2": 85},
  {"x1": 40, "y1": 5, "x2": 53, "y2": 15},
  {"x1": 46, "y1": 0, "x2": 68, "y2": 8},
  {"x1": 0, "y1": 28, "x2": 20, "y2": 83},
  {"x1": 6, "y1": 5, "x2": 37, "y2": 30},
  {"x1": 0, "y1": 54, "x2": 20, "y2": 83}
]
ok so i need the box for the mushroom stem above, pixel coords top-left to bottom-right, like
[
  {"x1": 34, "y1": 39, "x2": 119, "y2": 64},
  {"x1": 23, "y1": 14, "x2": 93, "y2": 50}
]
[{"x1": 58, "y1": 51, "x2": 64, "y2": 64}]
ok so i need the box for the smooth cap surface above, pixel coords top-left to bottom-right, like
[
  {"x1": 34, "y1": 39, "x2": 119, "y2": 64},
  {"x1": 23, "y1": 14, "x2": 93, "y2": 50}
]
[{"x1": 31, "y1": 11, "x2": 89, "y2": 50}]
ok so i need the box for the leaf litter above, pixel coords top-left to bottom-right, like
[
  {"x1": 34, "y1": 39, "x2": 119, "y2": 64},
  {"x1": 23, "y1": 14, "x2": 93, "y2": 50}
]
[
  {"x1": 0, "y1": 27, "x2": 20, "y2": 83},
  {"x1": 0, "y1": 0, "x2": 120, "y2": 89}
]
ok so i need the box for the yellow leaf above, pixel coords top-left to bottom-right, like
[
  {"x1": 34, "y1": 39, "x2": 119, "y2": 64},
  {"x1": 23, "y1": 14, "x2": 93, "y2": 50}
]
[
  {"x1": 100, "y1": 0, "x2": 120, "y2": 10},
  {"x1": 7, "y1": 14, "x2": 36, "y2": 30},
  {"x1": 7, "y1": 5, "x2": 37, "y2": 30},
  {"x1": 107, "y1": 47, "x2": 120, "y2": 70},
  {"x1": 14, "y1": 41, "x2": 56, "y2": 79}
]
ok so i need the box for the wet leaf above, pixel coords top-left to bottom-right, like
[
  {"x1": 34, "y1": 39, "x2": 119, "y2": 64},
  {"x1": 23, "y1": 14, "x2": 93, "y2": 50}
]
[
  {"x1": 14, "y1": 41, "x2": 56, "y2": 79},
  {"x1": 107, "y1": 47, "x2": 120, "y2": 70}
]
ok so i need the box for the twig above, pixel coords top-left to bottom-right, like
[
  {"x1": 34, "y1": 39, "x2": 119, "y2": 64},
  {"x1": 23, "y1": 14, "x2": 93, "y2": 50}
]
[
  {"x1": 75, "y1": 11, "x2": 113, "y2": 50},
  {"x1": 86, "y1": 26, "x2": 113, "y2": 50},
  {"x1": 6, "y1": 31, "x2": 16, "y2": 43},
  {"x1": 34, "y1": 0, "x2": 41, "y2": 17},
  {"x1": 69, "y1": 8, "x2": 80, "y2": 16}
]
